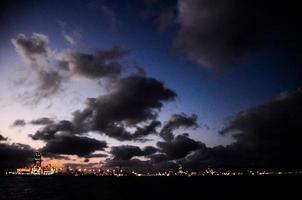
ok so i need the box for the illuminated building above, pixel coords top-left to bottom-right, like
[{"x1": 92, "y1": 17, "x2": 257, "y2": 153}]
[
  {"x1": 43, "y1": 165, "x2": 57, "y2": 175},
  {"x1": 34, "y1": 152, "x2": 42, "y2": 167},
  {"x1": 16, "y1": 167, "x2": 31, "y2": 175},
  {"x1": 14, "y1": 151, "x2": 57, "y2": 175},
  {"x1": 177, "y1": 165, "x2": 186, "y2": 176},
  {"x1": 178, "y1": 165, "x2": 183, "y2": 173},
  {"x1": 31, "y1": 151, "x2": 43, "y2": 175}
]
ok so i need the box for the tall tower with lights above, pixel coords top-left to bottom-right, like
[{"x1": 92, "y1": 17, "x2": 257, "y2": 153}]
[
  {"x1": 177, "y1": 164, "x2": 184, "y2": 175},
  {"x1": 33, "y1": 152, "x2": 42, "y2": 168}
]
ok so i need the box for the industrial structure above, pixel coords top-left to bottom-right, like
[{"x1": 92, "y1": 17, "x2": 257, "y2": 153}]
[{"x1": 16, "y1": 151, "x2": 57, "y2": 175}]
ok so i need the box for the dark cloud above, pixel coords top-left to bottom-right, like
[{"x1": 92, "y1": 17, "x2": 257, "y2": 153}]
[
  {"x1": 179, "y1": 143, "x2": 270, "y2": 171},
  {"x1": 220, "y1": 89, "x2": 302, "y2": 138},
  {"x1": 110, "y1": 145, "x2": 158, "y2": 161},
  {"x1": 103, "y1": 131, "x2": 204, "y2": 172},
  {"x1": 104, "y1": 157, "x2": 178, "y2": 173},
  {"x1": 42, "y1": 152, "x2": 70, "y2": 160},
  {"x1": 178, "y1": 89, "x2": 302, "y2": 171},
  {"x1": 0, "y1": 134, "x2": 8, "y2": 141},
  {"x1": 11, "y1": 34, "x2": 128, "y2": 103},
  {"x1": 148, "y1": 153, "x2": 168, "y2": 163},
  {"x1": 124, "y1": 88, "x2": 302, "y2": 171},
  {"x1": 84, "y1": 153, "x2": 108, "y2": 159},
  {"x1": 178, "y1": 147, "x2": 214, "y2": 170},
  {"x1": 72, "y1": 75, "x2": 176, "y2": 141},
  {"x1": 87, "y1": 120, "x2": 160, "y2": 142},
  {"x1": 29, "y1": 120, "x2": 73, "y2": 141},
  {"x1": 30, "y1": 117, "x2": 54, "y2": 125},
  {"x1": 11, "y1": 33, "x2": 49, "y2": 65},
  {"x1": 176, "y1": 0, "x2": 302, "y2": 71},
  {"x1": 11, "y1": 33, "x2": 64, "y2": 102},
  {"x1": 101, "y1": 117, "x2": 204, "y2": 172},
  {"x1": 160, "y1": 113, "x2": 198, "y2": 141},
  {"x1": 29, "y1": 119, "x2": 108, "y2": 157},
  {"x1": 131, "y1": 120, "x2": 161, "y2": 139},
  {"x1": 12, "y1": 119, "x2": 26, "y2": 127},
  {"x1": 57, "y1": 45, "x2": 127, "y2": 80},
  {"x1": 28, "y1": 74, "x2": 174, "y2": 154},
  {"x1": 157, "y1": 133, "x2": 203, "y2": 160},
  {"x1": 105, "y1": 134, "x2": 204, "y2": 172},
  {"x1": 40, "y1": 134, "x2": 107, "y2": 157},
  {"x1": 111, "y1": 145, "x2": 145, "y2": 160},
  {"x1": 142, "y1": 146, "x2": 158, "y2": 156},
  {"x1": 0, "y1": 143, "x2": 35, "y2": 169},
  {"x1": 104, "y1": 134, "x2": 205, "y2": 171},
  {"x1": 218, "y1": 88, "x2": 302, "y2": 169},
  {"x1": 36, "y1": 70, "x2": 62, "y2": 98}
]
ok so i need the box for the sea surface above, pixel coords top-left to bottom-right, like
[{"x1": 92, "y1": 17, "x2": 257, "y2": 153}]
[{"x1": 0, "y1": 176, "x2": 299, "y2": 200}]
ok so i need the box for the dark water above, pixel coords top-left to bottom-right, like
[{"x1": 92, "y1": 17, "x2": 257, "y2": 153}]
[{"x1": 0, "y1": 176, "x2": 299, "y2": 200}]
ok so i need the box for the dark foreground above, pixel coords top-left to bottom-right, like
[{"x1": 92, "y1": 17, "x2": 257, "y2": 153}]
[{"x1": 0, "y1": 176, "x2": 300, "y2": 200}]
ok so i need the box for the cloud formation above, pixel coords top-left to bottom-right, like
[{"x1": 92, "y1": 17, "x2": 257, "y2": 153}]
[
  {"x1": 12, "y1": 119, "x2": 26, "y2": 127},
  {"x1": 160, "y1": 113, "x2": 198, "y2": 141},
  {"x1": 176, "y1": 0, "x2": 302, "y2": 71},
  {"x1": 14, "y1": 87, "x2": 302, "y2": 172},
  {"x1": 218, "y1": 89, "x2": 302, "y2": 169},
  {"x1": 110, "y1": 145, "x2": 145, "y2": 160},
  {"x1": 57, "y1": 45, "x2": 127, "y2": 80},
  {"x1": 103, "y1": 118, "x2": 203, "y2": 172},
  {"x1": 30, "y1": 117, "x2": 55, "y2": 125},
  {"x1": 0, "y1": 134, "x2": 8, "y2": 141},
  {"x1": 29, "y1": 118, "x2": 107, "y2": 157},
  {"x1": 12, "y1": 117, "x2": 55, "y2": 128},
  {"x1": 10, "y1": 30, "x2": 302, "y2": 172},
  {"x1": 11, "y1": 33, "x2": 49, "y2": 66},
  {"x1": 84, "y1": 153, "x2": 108, "y2": 159},
  {"x1": 157, "y1": 133, "x2": 203, "y2": 160},
  {"x1": 35, "y1": 70, "x2": 62, "y2": 97},
  {"x1": 0, "y1": 142, "x2": 35, "y2": 168},
  {"x1": 40, "y1": 134, "x2": 107, "y2": 157},
  {"x1": 11, "y1": 33, "x2": 64, "y2": 102},
  {"x1": 12, "y1": 33, "x2": 130, "y2": 103},
  {"x1": 110, "y1": 145, "x2": 158, "y2": 160},
  {"x1": 72, "y1": 74, "x2": 176, "y2": 141},
  {"x1": 177, "y1": 89, "x2": 302, "y2": 171},
  {"x1": 104, "y1": 88, "x2": 302, "y2": 172},
  {"x1": 29, "y1": 120, "x2": 73, "y2": 141}
]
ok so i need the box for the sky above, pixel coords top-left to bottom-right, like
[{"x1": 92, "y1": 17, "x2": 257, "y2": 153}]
[{"x1": 0, "y1": 0, "x2": 302, "y2": 172}]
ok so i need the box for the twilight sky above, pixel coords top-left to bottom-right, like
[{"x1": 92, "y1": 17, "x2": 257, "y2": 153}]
[{"x1": 1, "y1": 0, "x2": 302, "y2": 171}]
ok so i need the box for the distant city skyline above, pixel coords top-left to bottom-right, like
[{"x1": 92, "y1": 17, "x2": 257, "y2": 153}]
[{"x1": 6, "y1": 151, "x2": 302, "y2": 176}]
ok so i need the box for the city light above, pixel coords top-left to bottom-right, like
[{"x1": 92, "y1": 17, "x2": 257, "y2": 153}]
[
  {"x1": 4, "y1": 152, "x2": 302, "y2": 177},
  {"x1": 6, "y1": 152, "x2": 60, "y2": 176}
]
